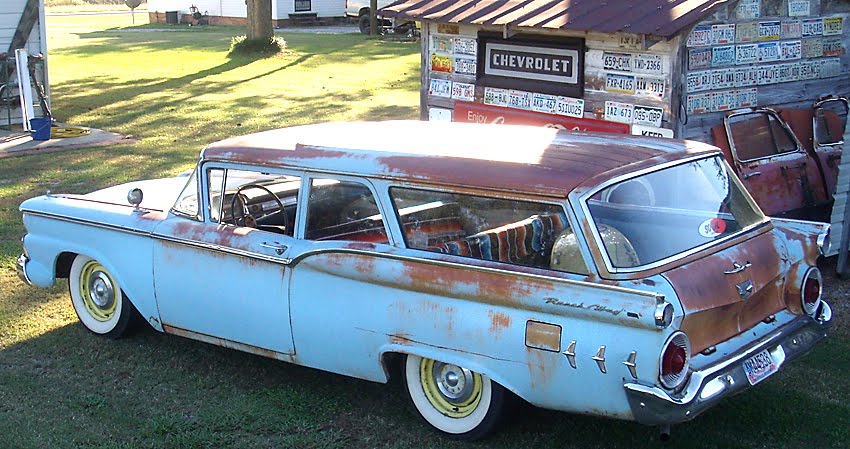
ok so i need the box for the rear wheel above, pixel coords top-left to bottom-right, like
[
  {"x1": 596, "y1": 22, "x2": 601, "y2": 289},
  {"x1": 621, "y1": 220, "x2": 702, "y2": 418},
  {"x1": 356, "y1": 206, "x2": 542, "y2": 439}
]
[
  {"x1": 68, "y1": 255, "x2": 136, "y2": 339},
  {"x1": 403, "y1": 354, "x2": 506, "y2": 440}
]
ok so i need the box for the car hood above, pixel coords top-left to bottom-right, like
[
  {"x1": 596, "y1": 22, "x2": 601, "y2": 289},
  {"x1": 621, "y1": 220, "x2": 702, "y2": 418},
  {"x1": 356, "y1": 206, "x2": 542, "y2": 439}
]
[{"x1": 83, "y1": 176, "x2": 191, "y2": 212}]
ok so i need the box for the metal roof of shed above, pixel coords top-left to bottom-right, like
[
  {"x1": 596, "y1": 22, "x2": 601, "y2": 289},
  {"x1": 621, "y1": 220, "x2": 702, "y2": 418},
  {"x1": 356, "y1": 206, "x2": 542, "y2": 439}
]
[
  {"x1": 202, "y1": 121, "x2": 718, "y2": 197},
  {"x1": 381, "y1": 0, "x2": 732, "y2": 37}
]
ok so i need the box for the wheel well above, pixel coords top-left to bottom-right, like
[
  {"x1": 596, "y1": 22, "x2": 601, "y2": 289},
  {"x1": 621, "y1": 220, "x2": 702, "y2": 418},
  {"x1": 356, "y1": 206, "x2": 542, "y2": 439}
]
[
  {"x1": 358, "y1": 7, "x2": 370, "y2": 17},
  {"x1": 381, "y1": 352, "x2": 405, "y2": 383},
  {"x1": 56, "y1": 252, "x2": 77, "y2": 279}
]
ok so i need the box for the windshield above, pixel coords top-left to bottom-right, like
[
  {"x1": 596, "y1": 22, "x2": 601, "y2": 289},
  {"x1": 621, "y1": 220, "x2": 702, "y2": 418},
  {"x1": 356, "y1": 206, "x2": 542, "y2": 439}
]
[{"x1": 583, "y1": 155, "x2": 766, "y2": 271}]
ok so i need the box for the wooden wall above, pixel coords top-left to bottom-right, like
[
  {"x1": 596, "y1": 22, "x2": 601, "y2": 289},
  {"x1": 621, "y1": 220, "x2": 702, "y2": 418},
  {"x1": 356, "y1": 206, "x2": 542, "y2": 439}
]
[
  {"x1": 678, "y1": 0, "x2": 850, "y2": 142},
  {"x1": 419, "y1": 22, "x2": 680, "y2": 138}
]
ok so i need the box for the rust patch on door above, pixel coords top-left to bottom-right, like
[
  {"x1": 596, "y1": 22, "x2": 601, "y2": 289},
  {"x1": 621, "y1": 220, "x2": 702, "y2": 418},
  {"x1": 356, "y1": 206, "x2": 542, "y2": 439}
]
[{"x1": 489, "y1": 311, "x2": 512, "y2": 333}]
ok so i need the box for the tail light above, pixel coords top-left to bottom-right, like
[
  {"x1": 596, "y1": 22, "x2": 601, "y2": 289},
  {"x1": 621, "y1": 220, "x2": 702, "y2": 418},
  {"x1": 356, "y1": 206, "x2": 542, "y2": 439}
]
[
  {"x1": 802, "y1": 267, "x2": 822, "y2": 316},
  {"x1": 659, "y1": 331, "x2": 691, "y2": 390}
]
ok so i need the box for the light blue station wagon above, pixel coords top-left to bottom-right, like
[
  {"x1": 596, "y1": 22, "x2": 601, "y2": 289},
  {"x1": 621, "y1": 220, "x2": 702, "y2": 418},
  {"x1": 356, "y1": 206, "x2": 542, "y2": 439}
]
[{"x1": 18, "y1": 121, "x2": 833, "y2": 440}]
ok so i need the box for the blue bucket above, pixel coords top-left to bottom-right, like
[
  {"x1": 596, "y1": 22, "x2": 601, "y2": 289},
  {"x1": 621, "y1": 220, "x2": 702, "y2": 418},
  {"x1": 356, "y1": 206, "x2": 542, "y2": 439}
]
[{"x1": 30, "y1": 117, "x2": 51, "y2": 141}]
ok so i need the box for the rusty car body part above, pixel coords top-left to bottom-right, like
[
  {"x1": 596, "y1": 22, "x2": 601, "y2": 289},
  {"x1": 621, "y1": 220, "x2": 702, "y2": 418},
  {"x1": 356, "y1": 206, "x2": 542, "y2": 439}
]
[
  {"x1": 17, "y1": 120, "x2": 831, "y2": 439},
  {"x1": 711, "y1": 98, "x2": 848, "y2": 222}
]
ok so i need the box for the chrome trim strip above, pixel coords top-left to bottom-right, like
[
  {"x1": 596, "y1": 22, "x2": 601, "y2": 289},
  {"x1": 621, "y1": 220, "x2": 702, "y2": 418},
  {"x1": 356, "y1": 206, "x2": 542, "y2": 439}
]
[
  {"x1": 21, "y1": 210, "x2": 151, "y2": 237},
  {"x1": 577, "y1": 154, "x2": 770, "y2": 274},
  {"x1": 151, "y1": 233, "x2": 292, "y2": 265},
  {"x1": 162, "y1": 324, "x2": 296, "y2": 360},
  {"x1": 22, "y1": 209, "x2": 664, "y2": 301},
  {"x1": 286, "y1": 247, "x2": 665, "y2": 300}
]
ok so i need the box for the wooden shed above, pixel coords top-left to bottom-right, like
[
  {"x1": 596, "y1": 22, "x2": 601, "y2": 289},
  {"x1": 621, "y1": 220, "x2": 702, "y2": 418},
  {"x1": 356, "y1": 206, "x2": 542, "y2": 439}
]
[
  {"x1": 383, "y1": 0, "x2": 850, "y2": 142},
  {"x1": 0, "y1": 0, "x2": 50, "y2": 125},
  {"x1": 147, "y1": 0, "x2": 346, "y2": 26}
]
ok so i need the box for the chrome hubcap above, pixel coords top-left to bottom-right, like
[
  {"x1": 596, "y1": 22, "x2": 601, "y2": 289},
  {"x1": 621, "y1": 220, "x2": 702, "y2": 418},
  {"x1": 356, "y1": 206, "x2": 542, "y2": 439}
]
[
  {"x1": 88, "y1": 271, "x2": 115, "y2": 310},
  {"x1": 434, "y1": 363, "x2": 474, "y2": 402}
]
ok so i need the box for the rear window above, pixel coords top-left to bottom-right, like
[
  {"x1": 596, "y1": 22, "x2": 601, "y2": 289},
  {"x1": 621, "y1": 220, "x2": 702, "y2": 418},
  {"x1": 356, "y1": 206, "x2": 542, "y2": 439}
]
[{"x1": 584, "y1": 155, "x2": 766, "y2": 271}]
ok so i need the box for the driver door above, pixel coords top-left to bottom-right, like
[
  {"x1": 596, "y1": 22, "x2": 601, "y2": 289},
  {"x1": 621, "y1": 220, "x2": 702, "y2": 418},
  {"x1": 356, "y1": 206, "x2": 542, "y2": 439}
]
[{"x1": 152, "y1": 165, "x2": 302, "y2": 355}]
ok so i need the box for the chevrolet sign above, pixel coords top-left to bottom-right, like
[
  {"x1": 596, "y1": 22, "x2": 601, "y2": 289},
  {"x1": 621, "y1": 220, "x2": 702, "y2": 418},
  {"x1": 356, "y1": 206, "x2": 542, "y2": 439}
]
[{"x1": 485, "y1": 43, "x2": 579, "y2": 84}]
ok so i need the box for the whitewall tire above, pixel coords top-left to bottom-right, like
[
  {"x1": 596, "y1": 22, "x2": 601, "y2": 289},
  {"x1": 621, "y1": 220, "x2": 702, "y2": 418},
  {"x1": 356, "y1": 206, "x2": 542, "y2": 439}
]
[
  {"x1": 69, "y1": 255, "x2": 135, "y2": 338},
  {"x1": 403, "y1": 354, "x2": 506, "y2": 440}
]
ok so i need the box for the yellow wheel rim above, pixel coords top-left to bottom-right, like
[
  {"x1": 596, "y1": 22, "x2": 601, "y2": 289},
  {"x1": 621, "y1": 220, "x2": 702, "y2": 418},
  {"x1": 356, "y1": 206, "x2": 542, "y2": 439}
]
[
  {"x1": 419, "y1": 358, "x2": 483, "y2": 418},
  {"x1": 78, "y1": 260, "x2": 118, "y2": 322}
]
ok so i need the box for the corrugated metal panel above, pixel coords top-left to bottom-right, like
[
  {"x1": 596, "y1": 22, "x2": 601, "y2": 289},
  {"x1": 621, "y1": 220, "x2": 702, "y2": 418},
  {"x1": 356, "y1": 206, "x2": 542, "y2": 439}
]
[
  {"x1": 382, "y1": 0, "x2": 733, "y2": 37},
  {"x1": 202, "y1": 121, "x2": 719, "y2": 197}
]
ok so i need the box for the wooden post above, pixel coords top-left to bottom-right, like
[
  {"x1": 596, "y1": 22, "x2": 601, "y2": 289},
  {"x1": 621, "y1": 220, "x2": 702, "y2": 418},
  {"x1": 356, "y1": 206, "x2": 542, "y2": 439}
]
[{"x1": 834, "y1": 114, "x2": 850, "y2": 274}]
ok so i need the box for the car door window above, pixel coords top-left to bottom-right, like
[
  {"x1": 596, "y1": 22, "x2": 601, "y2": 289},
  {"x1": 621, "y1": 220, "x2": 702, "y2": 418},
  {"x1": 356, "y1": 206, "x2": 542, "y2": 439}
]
[
  {"x1": 389, "y1": 187, "x2": 583, "y2": 273},
  {"x1": 305, "y1": 178, "x2": 389, "y2": 244},
  {"x1": 727, "y1": 112, "x2": 797, "y2": 161},
  {"x1": 210, "y1": 168, "x2": 301, "y2": 235},
  {"x1": 172, "y1": 170, "x2": 201, "y2": 220},
  {"x1": 814, "y1": 98, "x2": 848, "y2": 146}
]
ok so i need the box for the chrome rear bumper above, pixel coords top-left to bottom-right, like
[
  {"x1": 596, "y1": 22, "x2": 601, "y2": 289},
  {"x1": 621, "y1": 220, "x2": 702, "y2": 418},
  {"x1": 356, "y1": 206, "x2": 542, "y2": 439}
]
[
  {"x1": 624, "y1": 303, "x2": 832, "y2": 425},
  {"x1": 16, "y1": 253, "x2": 32, "y2": 286}
]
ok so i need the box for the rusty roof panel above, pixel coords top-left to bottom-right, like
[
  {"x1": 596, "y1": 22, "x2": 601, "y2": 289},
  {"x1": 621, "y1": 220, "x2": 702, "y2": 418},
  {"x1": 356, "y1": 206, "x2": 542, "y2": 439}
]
[
  {"x1": 202, "y1": 121, "x2": 719, "y2": 198},
  {"x1": 382, "y1": 0, "x2": 732, "y2": 37}
]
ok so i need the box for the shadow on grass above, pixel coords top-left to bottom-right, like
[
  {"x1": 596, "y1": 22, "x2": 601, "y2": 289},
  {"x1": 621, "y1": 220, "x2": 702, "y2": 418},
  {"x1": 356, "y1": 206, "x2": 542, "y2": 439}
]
[
  {"x1": 56, "y1": 28, "x2": 419, "y2": 62},
  {"x1": 1, "y1": 314, "x2": 848, "y2": 448}
]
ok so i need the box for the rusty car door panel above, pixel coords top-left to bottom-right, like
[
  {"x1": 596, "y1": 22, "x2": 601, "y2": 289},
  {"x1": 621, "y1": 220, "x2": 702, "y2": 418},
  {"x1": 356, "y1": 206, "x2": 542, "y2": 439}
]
[
  {"x1": 152, "y1": 218, "x2": 296, "y2": 355},
  {"x1": 724, "y1": 109, "x2": 828, "y2": 216}
]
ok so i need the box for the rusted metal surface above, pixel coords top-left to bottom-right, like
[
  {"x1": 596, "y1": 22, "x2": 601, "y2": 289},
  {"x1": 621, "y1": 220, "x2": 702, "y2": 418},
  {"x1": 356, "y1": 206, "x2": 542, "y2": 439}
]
[
  {"x1": 381, "y1": 0, "x2": 728, "y2": 37},
  {"x1": 663, "y1": 230, "x2": 791, "y2": 353},
  {"x1": 525, "y1": 320, "x2": 561, "y2": 351},
  {"x1": 163, "y1": 324, "x2": 296, "y2": 363},
  {"x1": 713, "y1": 107, "x2": 839, "y2": 219},
  {"x1": 203, "y1": 121, "x2": 719, "y2": 198}
]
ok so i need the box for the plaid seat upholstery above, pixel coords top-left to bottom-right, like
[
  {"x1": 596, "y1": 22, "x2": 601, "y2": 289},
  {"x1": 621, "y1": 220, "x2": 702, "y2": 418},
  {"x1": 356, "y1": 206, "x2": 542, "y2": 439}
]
[{"x1": 428, "y1": 212, "x2": 568, "y2": 267}]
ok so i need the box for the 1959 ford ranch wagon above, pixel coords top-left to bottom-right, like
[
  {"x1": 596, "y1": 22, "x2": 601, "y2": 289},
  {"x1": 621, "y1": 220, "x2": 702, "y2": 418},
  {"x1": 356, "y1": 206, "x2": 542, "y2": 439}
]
[{"x1": 17, "y1": 121, "x2": 833, "y2": 440}]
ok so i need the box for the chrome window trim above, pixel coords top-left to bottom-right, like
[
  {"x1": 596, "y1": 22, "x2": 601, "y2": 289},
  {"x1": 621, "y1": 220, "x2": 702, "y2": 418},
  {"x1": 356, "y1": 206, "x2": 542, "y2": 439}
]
[
  {"x1": 723, "y1": 108, "x2": 805, "y2": 164},
  {"x1": 813, "y1": 96, "x2": 849, "y2": 148},
  {"x1": 577, "y1": 153, "x2": 770, "y2": 275}
]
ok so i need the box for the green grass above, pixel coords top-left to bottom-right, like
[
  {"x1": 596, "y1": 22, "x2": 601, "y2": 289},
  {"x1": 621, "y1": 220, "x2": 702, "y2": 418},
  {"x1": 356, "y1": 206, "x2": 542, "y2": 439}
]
[{"x1": 1, "y1": 13, "x2": 849, "y2": 449}]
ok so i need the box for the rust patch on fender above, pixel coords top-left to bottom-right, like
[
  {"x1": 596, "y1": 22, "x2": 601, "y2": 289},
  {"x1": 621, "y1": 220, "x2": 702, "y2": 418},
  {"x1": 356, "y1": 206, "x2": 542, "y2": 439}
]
[{"x1": 488, "y1": 311, "x2": 512, "y2": 333}]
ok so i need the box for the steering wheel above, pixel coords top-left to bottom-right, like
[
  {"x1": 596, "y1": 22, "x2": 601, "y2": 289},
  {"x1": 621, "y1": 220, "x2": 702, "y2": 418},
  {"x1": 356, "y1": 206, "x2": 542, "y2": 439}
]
[{"x1": 229, "y1": 184, "x2": 289, "y2": 231}]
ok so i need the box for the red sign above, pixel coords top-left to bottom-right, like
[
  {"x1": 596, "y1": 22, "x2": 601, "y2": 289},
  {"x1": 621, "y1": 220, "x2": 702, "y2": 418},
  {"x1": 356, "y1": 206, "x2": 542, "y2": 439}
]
[{"x1": 452, "y1": 101, "x2": 629, "y2": 134}]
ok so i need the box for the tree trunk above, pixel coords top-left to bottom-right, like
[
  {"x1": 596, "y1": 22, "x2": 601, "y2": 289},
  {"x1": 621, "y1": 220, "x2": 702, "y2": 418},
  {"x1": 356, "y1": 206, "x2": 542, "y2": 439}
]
[
  {"x1": 247, "y1": 0, "x2": 273, "y2": 40},
  {"x1": 370, "y1": 0, "x2": 378, "y2": 36}
]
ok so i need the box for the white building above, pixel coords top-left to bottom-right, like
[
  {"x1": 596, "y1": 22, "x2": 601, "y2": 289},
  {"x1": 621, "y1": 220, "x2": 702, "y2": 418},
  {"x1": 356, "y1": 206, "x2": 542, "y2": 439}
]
[
  {"x1": 0, "y1": 0, "x2": 50, "y2": 124},
  {"x1": 147, "y1": 0, "x2": 346, "y2": 26}
]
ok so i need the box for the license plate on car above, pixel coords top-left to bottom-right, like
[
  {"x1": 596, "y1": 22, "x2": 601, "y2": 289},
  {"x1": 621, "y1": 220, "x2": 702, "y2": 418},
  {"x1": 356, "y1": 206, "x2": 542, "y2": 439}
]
[{"x1": 742, "y1": 349, "x2": 778, "y2": 385}]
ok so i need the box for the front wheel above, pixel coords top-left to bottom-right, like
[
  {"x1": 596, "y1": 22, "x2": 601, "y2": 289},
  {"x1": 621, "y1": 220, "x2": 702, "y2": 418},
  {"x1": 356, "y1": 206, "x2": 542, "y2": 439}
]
[
  {"x1": 403, "y1": 354, "x2": 506, "y2": 440},
  {"x1": 69, "y1": 255, "x2": 137, "y2": 339}
]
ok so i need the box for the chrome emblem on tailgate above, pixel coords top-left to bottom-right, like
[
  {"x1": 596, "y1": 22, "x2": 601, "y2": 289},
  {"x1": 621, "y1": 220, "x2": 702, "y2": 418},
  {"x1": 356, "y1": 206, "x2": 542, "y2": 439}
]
[{"x1": 736, "y1": 279, "x2": 754, "y2": 300}]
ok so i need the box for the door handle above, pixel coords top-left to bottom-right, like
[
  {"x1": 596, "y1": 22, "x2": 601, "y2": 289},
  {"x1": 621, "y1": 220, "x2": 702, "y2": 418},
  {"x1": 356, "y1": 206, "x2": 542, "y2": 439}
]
[
  {"x1": 260, "y1": 242, "x2": 288, "y2": 255},
  {"x1": 724, "y1": 261, "x2": 751, "y2": 275},
  {"x1": 742, "y1": 171, "x2": 761, "y2": 179}
]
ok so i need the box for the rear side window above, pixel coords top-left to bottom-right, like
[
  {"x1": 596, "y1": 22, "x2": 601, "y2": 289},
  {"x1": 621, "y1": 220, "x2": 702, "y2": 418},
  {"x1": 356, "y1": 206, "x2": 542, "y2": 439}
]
[
  {"x1": 390, "y1": 187, "x2": 584, "y2": 273},
  {"x1": 305, "y1": 179, "x2": 389, "y2": 244},
  {"x1": 727, "y1": 112, "x2": 797, "y2": 161}
]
